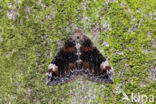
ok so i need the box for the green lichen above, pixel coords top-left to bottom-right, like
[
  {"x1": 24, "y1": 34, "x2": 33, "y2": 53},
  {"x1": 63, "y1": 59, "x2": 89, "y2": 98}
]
[{"x1": 0, "y1": 0, "x2": 155, "y2": 104}]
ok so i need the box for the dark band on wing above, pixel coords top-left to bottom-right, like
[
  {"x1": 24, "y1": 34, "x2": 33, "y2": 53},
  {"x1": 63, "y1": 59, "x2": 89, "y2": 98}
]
[
  {"x1": 80, "y1": 36, "x2": 113, "y2": 83},
  {"x1": 46, "y1": 32, "x2": 113, "y2": 85},
  {"x1": 63, "y1": 38, "x2": 76, "y2": 53},
  {"x1": 46, "y1": 38, "x2": 78, "y2": 85},
  {"x1": 80, "y1": 36, "x2": 94, "y2": 52}
]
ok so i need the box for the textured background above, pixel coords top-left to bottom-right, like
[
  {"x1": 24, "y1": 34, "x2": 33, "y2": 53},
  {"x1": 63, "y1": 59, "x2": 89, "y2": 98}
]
[{"x1": 0, "y1": 0, "x2": 155, "y2": 104}]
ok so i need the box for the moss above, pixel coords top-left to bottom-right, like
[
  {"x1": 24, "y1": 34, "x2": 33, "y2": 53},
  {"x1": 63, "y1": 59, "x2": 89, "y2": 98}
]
[{"x1": 0, "y1": 0, "x2": 155, "y2": 103}]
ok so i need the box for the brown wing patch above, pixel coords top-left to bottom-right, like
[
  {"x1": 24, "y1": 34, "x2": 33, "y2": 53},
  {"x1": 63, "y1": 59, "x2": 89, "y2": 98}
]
[
  {"x1": 80, "y1": 44, "x2": 94, "y2": 52},
  {"x1": 69, "y1": 63, "x2": 76, "y2": 70},
  {"x1": 65, "y1": 68, "x2": 70, "y2": 75},
  {"x1": 82, "y1": 62, "x2": 89, "y2": 69},
  {"x1": 64, "y1": 63, "x2": 76, "y2": 75},
  {"x1": 63, "y1": 47, "x2": 76, "y2": 53}
]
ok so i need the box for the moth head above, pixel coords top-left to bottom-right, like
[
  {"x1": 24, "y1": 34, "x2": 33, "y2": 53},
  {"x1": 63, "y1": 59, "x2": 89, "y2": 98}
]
[{"x1": 71, "y1": 30, "x2": 83, "y2": 42}]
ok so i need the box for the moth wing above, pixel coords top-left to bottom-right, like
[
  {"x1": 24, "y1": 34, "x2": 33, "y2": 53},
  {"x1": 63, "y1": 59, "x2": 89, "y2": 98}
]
[
  {"x1": 46, "y1": 38, "x2": 78, "y2": 85},
  {"x1": 80, "y1": 36, "x2": 113, "y2": 83}
]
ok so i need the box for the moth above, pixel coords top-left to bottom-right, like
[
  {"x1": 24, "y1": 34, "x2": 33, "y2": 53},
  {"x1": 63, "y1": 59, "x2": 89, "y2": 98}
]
[{"x1": 46, "y1": 30, "x2": 113, "y2": 85}]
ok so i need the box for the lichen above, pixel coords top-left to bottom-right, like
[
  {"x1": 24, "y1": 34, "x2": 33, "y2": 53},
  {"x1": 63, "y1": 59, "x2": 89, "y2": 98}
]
[{"x1": 0, "y1": 0, "x2": 155, "y2": 103}]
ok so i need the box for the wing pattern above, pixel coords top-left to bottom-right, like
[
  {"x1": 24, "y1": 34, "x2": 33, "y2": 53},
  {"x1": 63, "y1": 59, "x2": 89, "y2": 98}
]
[{"x1": 46, "y1": 31, "x2": 113, "y2": 85}]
